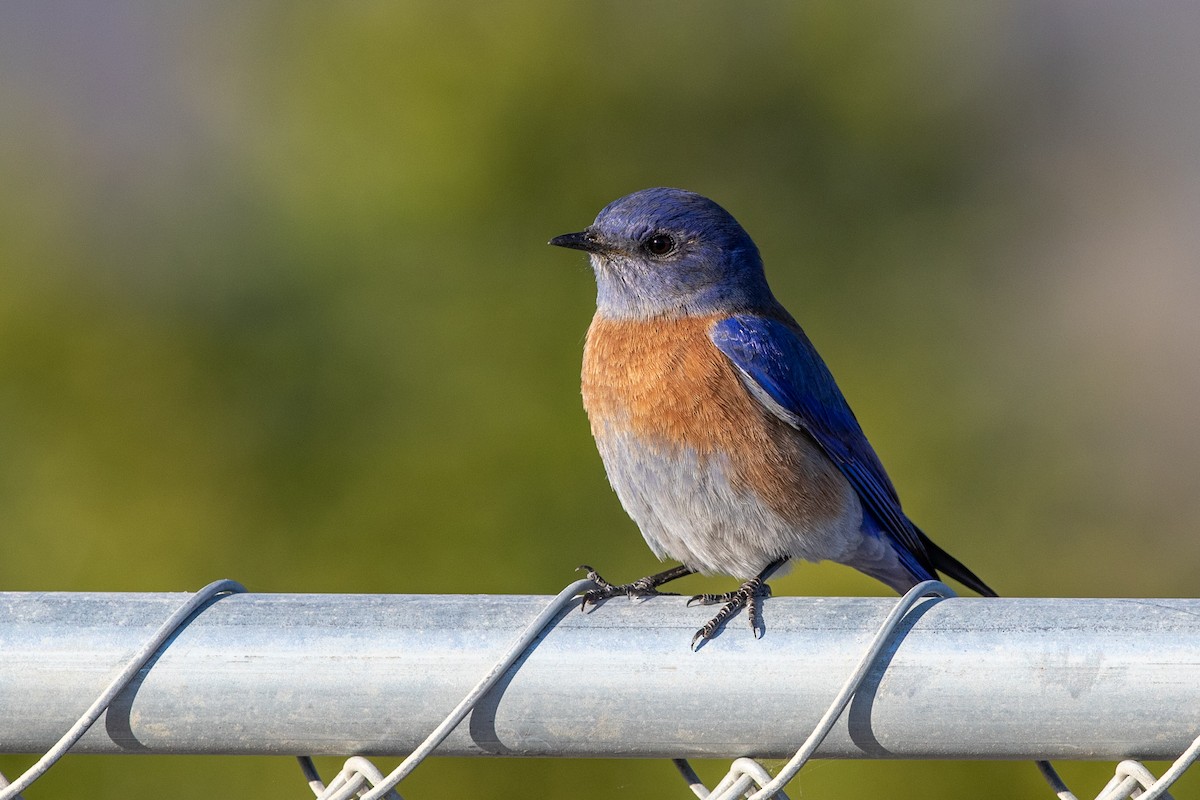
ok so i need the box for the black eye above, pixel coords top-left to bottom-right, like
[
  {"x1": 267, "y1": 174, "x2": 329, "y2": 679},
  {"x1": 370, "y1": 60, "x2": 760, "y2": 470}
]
[{"x1": 643, "y1": 233, "x2": 676, "y2": 257}]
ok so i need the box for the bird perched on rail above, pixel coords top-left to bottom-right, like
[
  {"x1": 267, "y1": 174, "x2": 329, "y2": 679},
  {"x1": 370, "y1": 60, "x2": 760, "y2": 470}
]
[{"x1": 550, "y1": 188, "x2": 995, "y2": 648}]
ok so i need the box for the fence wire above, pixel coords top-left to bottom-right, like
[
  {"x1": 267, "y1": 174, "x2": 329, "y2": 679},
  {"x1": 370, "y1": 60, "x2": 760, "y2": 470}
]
[
  {"x1": 0, "y1": 579, "x2": 247, "y2": 800},
  {"x1": 0, "y1": 578, "x2": 1197, "y2": 800}
]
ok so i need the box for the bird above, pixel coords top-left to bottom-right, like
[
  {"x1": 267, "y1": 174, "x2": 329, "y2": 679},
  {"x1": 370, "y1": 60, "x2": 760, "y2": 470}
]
[{"x1": 549, "y1": 187, "x2": 995, "y2": 648}]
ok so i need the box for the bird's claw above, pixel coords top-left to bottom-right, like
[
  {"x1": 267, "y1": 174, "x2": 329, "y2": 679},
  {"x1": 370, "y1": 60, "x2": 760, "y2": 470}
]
[
  {"x1": 688, "y1": 578, "x2": 772, "y2": 649},
  {"x1": 577, "y1": 565, "x2": 684, "y2": 611},
  {"x1": 577, "y1": 564, "x2": 613, "y2": 611}
]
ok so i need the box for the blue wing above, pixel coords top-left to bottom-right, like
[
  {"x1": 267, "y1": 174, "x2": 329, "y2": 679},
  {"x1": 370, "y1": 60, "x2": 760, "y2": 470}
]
[{"x1": 709, "y1": 314, "x2": 935, "y2": 581}]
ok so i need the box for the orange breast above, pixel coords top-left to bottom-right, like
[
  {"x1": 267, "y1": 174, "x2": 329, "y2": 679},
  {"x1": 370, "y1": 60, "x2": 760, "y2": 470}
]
[
  {"x1": 581, "y1": 313, "x2": 850, "y2": 525},
  {"x1": 583, "y1": 314, "x2": 755, "y2": 453}
]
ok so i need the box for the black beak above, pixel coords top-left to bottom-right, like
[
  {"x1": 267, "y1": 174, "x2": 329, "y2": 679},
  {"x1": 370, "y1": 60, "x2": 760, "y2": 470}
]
[{"x1": 548, "y1": 229, "x2": 605, "y2": 253}]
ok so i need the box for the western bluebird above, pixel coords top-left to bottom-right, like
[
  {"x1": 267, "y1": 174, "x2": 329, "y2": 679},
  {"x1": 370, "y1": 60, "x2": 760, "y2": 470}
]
[{"x1": 550, "y1": 188, "x2": 995, "y2": 648}]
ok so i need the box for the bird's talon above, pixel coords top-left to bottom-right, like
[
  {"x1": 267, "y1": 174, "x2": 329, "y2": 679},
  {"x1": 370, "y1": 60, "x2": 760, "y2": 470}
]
[
  {"x1": 691, "y1": 623, "x2": 718, "y2": 651},
  {"x1": 574, "y1": 564, "x2": 695, "y2": 612},
  {"x1": 747, "y1": 591, "x2": 766, "y2": 637},
  {"x1": 686, "y1": 565, "x2": 783, "y2": 645}
]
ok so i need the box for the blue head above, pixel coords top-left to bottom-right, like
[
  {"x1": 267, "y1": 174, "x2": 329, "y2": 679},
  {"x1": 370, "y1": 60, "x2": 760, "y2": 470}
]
[{"x1": 550, "y1": 188, "x2": 779, "y2": 319}]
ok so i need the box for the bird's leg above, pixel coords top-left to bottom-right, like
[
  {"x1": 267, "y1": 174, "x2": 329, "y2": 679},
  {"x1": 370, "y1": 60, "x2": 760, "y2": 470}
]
[
  {"x1": 687, "y1": 557, "x2": 788, "y2": 647},
  {"x1": 578, "y1": 564, "x2": 695, "y2": 611}
]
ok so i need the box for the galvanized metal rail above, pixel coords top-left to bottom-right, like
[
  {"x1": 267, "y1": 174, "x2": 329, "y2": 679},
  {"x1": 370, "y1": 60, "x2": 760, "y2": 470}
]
[{"x1": 0, "y1": 589, "x2": 1197, "y2": 761}]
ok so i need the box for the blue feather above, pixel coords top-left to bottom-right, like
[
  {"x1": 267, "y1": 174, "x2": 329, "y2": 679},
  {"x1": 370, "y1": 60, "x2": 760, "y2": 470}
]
[{"x1": 709, "y1": 314, "x2": 937, "y2": 581}]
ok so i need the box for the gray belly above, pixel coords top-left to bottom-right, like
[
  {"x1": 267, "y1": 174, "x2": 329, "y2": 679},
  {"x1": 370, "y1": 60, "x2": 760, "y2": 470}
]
[{"x1": 594, "y1": 429, "x2": 871, "y2": 580}]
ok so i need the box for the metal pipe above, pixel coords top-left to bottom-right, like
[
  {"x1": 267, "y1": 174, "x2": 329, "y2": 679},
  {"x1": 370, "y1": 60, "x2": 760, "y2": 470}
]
[{"x1": 0, "y1": 592, "x2": 1196, "y2": 760}]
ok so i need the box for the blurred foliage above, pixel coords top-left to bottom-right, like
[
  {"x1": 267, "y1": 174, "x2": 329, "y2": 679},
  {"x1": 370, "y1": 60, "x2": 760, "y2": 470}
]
[{"x1": 0, "y1": 2, "x2": 1197, "y2": 798}]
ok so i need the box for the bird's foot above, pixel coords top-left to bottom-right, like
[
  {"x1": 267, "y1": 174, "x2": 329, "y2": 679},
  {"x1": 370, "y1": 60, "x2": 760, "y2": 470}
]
[
  {"x1": 576, "y1": 564, "x2": 692, "y2": 611},
  {"x1": 687, "y1": 577, "x2": 772, "y2": 648}
]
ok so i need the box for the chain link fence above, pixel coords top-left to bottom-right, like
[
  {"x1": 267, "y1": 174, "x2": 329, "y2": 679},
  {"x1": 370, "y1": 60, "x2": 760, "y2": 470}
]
[{"x1": 2, "y1": 578, "x2": 1200, "y2": 796}]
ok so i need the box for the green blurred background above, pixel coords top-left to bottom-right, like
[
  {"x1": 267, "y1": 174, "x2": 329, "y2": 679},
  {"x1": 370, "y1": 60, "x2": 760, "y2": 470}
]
[{"x1": 2, "y1": 2, "x2": 1199, "y2": 797}]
